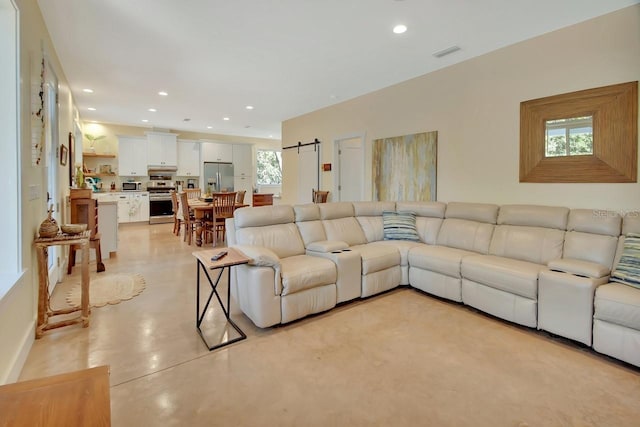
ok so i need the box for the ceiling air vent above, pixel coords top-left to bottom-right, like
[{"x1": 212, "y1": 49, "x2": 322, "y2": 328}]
[{"x1": 433, "y1": 45, "x2": 461, "y2": 58}]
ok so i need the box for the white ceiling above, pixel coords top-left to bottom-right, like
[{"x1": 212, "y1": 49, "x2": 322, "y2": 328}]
[{"x1": 38, "y1": 0, "x2": 638, "y2": 140}]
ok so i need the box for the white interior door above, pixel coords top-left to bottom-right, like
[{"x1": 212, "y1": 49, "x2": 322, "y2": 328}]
[
  {"x1": 297, "y1": 145, "x2": 319, "y2": 203},
  {"x1": 335, "y1": 136, "x2": 364, "y2": 201}
]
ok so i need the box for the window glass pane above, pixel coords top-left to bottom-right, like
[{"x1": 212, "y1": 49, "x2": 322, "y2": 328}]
[
  {"x1": 545, "y1": 128, "x2": 566, "y2": 157},
  {"x1": 256, "y1": 150, "x2": 282, "y2": 185},
  {"x1": 569, "y1": 126, "x2": 593, "y2": 155},
  {"x1": 545, "y1": 116, "x2": 593, "y2": 157}
]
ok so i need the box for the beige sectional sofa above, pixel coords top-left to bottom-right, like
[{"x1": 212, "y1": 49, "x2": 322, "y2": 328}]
[{"x1": 227, "y1": 201, "x2": 640, "y2": 368}]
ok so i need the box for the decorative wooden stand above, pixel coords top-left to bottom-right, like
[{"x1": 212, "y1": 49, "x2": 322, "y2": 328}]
[{"x1": 34, "y1": 231, "x2": 91, "y2": 338}]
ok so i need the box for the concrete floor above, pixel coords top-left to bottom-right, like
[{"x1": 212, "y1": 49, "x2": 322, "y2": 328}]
[{"x1": 19, "y1": 222, "x2": 640, "y2": 426}]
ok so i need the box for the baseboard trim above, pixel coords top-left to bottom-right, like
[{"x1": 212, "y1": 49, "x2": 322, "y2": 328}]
[{"x1": 1, "y1": 318, "x2": 35, "y2": 384}]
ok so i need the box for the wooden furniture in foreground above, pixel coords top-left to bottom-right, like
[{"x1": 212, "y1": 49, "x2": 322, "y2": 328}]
[
  {"x1": 34, "y1": 231, "x2": 91, "y2": 338},
  {"x1": 252, "y1": 193, "x2": 273, "y2": 207},
  {"x1": 312, "y1": 189, "x2": 329, "y2": 203},
  {"x1": 192, "y1": 248, "x2": 249, "y2": 351},
  {"x1": 0, "y1": 366, "x2": 111, "y2": 426},
  {"x1": 68, "y1": 188, "x2": 105, "y2": 273}
]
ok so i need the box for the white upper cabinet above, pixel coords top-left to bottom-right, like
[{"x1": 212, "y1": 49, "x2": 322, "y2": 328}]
[
  {"x1": 201, "y1": 142, "x2": 233, "y2": 163},
  {"x1": 147, "y1": 132, "x2": 177, "y2": 166},
  {"x1": 118, "y1": 136, "x2": 148, "y2": 176},
  {"x1": 232, "y1": 144, "x2": 253, "y2": 176},
  {"x1": 177, "y1": 140, "x2": 201, "y2": 176}
]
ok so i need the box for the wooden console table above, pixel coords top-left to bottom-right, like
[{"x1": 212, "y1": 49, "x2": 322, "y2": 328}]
[
  {"x1": 0, "y1": 365, "x2": 111, "y2": 426},
  {"x1": 34, "y1": 231, "x2": 91, "y2": 338}
]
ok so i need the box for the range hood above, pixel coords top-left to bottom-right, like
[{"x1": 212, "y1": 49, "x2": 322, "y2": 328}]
[{"x1": 148, "y1": 165, "x2": 177, "y2": 173}]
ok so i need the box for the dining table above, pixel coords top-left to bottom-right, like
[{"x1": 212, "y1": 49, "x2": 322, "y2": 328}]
[{"x1": 188, "y1": 198, "x2": 248, "y2": 246}]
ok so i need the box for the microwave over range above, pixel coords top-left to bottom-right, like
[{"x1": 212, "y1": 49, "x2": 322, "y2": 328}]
[{"x1": 122, "y1": 181, "x2": 142, "y2": 191}]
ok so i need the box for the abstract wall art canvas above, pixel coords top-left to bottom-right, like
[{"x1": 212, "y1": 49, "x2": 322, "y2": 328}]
[{"x1": 372, "y1": 131, "x2": 437, "y2": 201}]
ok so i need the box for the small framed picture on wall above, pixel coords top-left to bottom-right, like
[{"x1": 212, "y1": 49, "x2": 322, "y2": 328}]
[{"x1": 60, "y1": 144, "x2": 68, "y2": 166}]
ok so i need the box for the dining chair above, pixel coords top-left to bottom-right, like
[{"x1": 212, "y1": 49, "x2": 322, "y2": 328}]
[
  {"x1": 170, "y1": 190, "x2": 183, "y2": 236},
  {"x1": 178, "y1": 191, "x2": 196, "y2": 245},
  {"x1": 235, "y1": 190, "x2": 246, "y2": 205},
  {"x1": 184, "y1": 188, "x2": 201, "y2": 200},
  {"x1": 312, "y1": 189, "x2": 329, "y2": 203},
  {"x1": 210, "y1": 192, "x2": 237, "y2": 246}
]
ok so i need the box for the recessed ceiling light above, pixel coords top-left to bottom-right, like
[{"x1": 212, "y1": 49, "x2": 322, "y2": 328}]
[
  {"x1": 223, "y1": 117, "x2": 230, "y2": 121},
  {"x1": 183, "y1": 118, "x2": 191, "y2": 122},
  {"x1": 245, "y1": 105, "x2": 254, "y2": 110},
  {"x1": 82, "y1": 88, "x2": 93, "y2": 93},
  {"x1": 148, "y1": 108, "x2": 157, "y2": 112},
  {"x1": 393, "y1": 24, "x2": 407, "y2": 34},
  {"x1": 207, "y1": 126, "x2": 213, "y2": 129},
  {"x1": 142, "y1": 119, "x2": 149, "y2": 123},
  {"x1": 244, "y1": 125, "x2": 251, "y2": 128},
  {"x1": 158, "y1": 91, "x2": 168, "y2": 96},
  {"x1": 87, "y1": 107, "x2": 96, "y2": 111}
]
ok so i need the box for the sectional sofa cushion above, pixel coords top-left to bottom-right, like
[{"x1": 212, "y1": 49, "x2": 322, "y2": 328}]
[
  {"x1": 436, "y1": 219, "x2": 495, "y2": 253},
  {"x1": 610, "y1": 233, "x2": 640, "y2": 288},
  {"x1": 235, "y1": 223, "x2": 306, "y2": 259},
  {"x1": 489, "y1": 226, "x2": 564, "y2": 265},
  {"x1": 594, "y1": 283, "x2": 640, "y2": 330},
  {"x1": 382, "y1": 211, "x2": 420, "y2": 242},
  {"x1": 409, "y1": 245, "x2": 475, "y2": 278},
  {"x1": 462, "y1": 255, "x2": 545, "y2": 300},
  {"x1": 280, "y1": 255, "x2": 337, "y2": 296},
  {"x1": 350, "y1": 244, "x2": 400, "y2": 275},
  {"x1": 353, "y1": 202, "x2": 396, "y2": 242}
]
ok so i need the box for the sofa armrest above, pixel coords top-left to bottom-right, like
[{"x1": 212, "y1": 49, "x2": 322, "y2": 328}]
[
  {"x1": 233, "y1": 245, "x2": 281, "y2": 267},
  {"x1": 306, "y1": 240, "x2": 349, "y2": 253},
  {"x1": 548, "y1": 258, "x2": 610, "y2": 279},
  {"x1": 232, "y1": 245, "x2": 282, "y2": 295}
]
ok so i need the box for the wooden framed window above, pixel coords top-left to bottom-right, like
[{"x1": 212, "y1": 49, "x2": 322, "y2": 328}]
[{"x1": 520, "y1": 81, "x2": 638, "y2": 183}]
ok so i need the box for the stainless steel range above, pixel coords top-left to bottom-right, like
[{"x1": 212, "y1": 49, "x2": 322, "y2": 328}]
[{"x1": 147, "y1": 174, "x2": 175, "y2": 224}]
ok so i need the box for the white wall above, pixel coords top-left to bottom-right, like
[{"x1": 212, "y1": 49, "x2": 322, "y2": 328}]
[
  {"x1": 282, "y1": 6, "x2": 640, "y2": 211},
  {"x1": 0, "y1": 0, "x2": 78, "y2": 384}
]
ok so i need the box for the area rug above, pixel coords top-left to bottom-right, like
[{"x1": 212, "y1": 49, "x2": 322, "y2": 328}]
[{"x1": 66, "y1": 273, "x2": 146, "y2": 307}]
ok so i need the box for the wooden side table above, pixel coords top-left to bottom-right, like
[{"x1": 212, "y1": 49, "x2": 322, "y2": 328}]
[
  {"x1": 192, "y1": 248, "x2": 249, "y2": 350},
  {"x1": 0, "y1": 366, "x2": 111, "y2": 426},
  {"x1": 34, "y1": 231, "x2": 91, "y2": 338}
]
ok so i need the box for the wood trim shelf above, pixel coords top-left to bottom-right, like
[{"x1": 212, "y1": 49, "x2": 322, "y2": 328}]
[{"x1": 83, "y1": 152, "x2": 116, "y2": 158}]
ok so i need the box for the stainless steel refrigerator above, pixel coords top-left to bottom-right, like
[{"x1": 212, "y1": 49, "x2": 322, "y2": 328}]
[{"x1": 203, "y1": 162, "x2": 234, "y2": 193}]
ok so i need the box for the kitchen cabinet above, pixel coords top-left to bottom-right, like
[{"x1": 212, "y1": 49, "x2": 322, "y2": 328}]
[
  {"x1": 177, "y1": 140, "x2": 200, "y2": 176},
  {"x1": 232, "y1": 144, "x2": 253, "y2": 177},
  {"x1": 92, "y1": 193, "x2": 119, "y2": 257},
  {"x1": 147, "y1": 132, "x2": 177, "y2": 167},
  {"x1": 201, "y1": 142, "x2": 232, "y2": 162},
  {"x1": 118, "y1": 137, "x2": 148, "y2": 176},
  {"x1": 97, "y1": 202, "x2": 118, "y2": 257},
  {"x1": 116, "y1": 192, "x2": 149, "y2": 223}
]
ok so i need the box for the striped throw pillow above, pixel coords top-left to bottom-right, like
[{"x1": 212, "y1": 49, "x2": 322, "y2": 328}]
[
  {"x1": 610, "y1": 232, "x2": 640, "y2": 289},
  {"x1": 383, "y1": 211, "x2": 420, "y2": 242}
]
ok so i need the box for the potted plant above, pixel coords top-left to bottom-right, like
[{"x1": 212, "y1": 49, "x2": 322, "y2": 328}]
[{"x1": 84, "y1": 134, "x2": 106, "y2": 153}]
